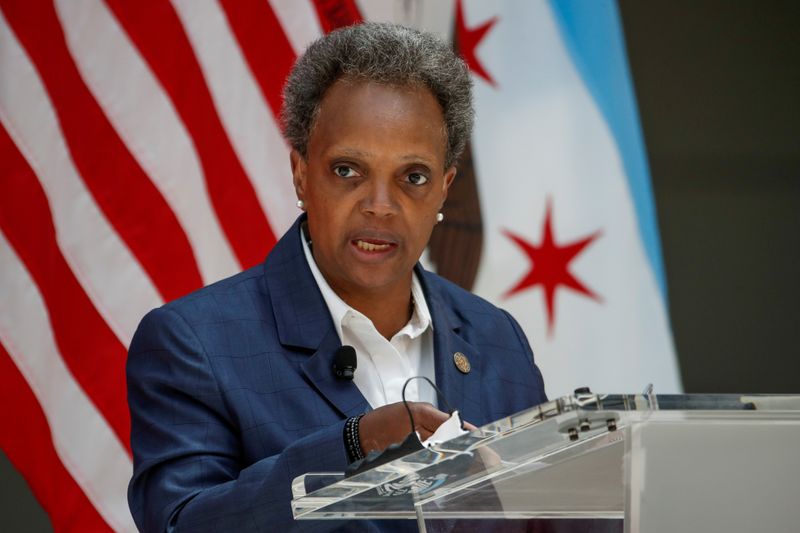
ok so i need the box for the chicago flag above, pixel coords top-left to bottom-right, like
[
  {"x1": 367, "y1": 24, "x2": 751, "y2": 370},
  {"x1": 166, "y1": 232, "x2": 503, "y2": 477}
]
[{"x1": 445, "y1": 0, "x2": 683, "y2": 397}]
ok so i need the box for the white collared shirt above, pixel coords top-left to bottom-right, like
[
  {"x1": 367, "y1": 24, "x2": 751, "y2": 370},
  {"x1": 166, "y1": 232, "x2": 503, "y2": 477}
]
[{"x1": 301, "y1": 230, "x2": 436, "y2": 408}]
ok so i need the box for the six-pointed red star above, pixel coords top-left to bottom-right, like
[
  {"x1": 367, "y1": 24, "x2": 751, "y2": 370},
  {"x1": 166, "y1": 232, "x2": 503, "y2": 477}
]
[
  {"x1": 502, "y1": 200, "x2": 602, "y2": 335},
  {"x1": 455, "y1": 0, "x2": 498, "y2": 86}
]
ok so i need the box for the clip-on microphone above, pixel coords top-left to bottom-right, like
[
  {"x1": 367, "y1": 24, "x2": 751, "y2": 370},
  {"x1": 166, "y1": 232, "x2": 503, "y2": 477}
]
[{"x1": 333, "y1": 345, "x2": 357, "y2": 380}]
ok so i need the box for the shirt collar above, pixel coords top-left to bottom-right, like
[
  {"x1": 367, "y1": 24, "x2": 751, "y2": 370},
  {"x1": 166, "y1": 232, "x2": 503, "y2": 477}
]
[{"x1": 300, "y1": 227, "x2": 432, "y2": 341}]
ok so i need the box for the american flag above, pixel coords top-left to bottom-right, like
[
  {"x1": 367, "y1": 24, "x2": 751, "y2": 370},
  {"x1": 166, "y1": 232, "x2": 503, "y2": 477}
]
[{"x1": 0, "y1": 1, "x2": 363, "y2": 530}]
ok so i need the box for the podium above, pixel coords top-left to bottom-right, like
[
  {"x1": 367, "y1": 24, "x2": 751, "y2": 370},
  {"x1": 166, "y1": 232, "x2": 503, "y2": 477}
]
[{"x1": 292, "y1": 393, "x2": 800, "y2": 532}]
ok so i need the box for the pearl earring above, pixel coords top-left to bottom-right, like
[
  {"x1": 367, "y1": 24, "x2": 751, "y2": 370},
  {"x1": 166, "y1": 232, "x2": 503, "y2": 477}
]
[
  {"x1": 436, "y1": 212, "x2": 444, "y2": 223},
  {"x1": 296, "y1": 200, "x2": 305, "y2": 210}
]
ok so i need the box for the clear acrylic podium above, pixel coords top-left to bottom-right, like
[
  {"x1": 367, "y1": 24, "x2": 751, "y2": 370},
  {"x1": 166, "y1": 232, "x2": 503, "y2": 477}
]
[{"x1": 292, "y1": 393, "x2": 800, "y2": 532}]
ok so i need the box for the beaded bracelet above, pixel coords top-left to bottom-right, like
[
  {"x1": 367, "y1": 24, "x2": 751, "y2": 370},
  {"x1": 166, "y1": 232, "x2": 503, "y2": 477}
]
[{"x1": 344, "y1": 414, "x2": 365, "y2": 463}]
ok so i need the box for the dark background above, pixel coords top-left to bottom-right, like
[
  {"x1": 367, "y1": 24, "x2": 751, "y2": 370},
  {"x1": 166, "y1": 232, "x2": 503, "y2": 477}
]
[
  {"x1": 2, "y1": 1, "x2": 798, "y2": 529},
  {"x1": 619, "y1": 0, "x2": 799, "y2": 393}
]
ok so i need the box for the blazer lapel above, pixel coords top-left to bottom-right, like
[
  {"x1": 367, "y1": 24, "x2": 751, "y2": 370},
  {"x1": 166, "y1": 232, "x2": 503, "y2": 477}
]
[
  {"x1": 419, "y1": 268, "x2": 485, "y2": 426},
  {"x1": 264, "y1": 215, "x2": 369, "y2": 418},
  {"x1": 300, "y1": 327, "x2": 371, "y2": 418},
  {"x1": 263, "y1": 220, "x2": 483, "y2": 422}
]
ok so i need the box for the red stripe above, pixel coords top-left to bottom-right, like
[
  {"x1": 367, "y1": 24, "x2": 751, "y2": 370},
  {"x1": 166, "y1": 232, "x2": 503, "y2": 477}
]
[
  {"x1": 104, "y1": 0, "x2": 277, "y2": 268},
  {"x1": 0, "y1": 124, "x2": 131, "y2": 454},
  {"x1": 0, "y1": 0, "x2": 201, "y2": 301},
  {"x1": 218, "y1": 0, "x2": 297, "y2": 123},
  {"x1": 311, "y1": 0, "x2": 363, "y2": 33},
  {"x1": 0, "y1": 344, "x2": 113, "y2": 532}
]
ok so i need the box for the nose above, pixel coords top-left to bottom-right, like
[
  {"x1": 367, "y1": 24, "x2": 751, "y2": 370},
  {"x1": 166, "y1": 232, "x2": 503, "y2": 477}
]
[{"x1": 360, "y1": 178, "x2": 399, "y2": 218}]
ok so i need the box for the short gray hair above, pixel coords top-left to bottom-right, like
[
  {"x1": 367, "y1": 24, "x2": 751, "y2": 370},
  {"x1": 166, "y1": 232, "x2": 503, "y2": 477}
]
[{"x1": 281, "y1": 22, "x2": 474, "y2": 168}]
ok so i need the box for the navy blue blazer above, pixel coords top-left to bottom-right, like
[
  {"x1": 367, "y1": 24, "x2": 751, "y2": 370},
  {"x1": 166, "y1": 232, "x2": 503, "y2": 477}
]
[{"x1": 127, "y1": 215, "x2": 547, "y2": 532}]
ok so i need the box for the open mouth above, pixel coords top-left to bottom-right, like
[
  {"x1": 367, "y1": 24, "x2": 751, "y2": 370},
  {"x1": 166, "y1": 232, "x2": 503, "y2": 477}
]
[
  {"x1": 351, "y1": 238, "x2": 398, "y2": 255},
  {"x1": 355, "y1": 239, "x2": 392, "y2": 252}
]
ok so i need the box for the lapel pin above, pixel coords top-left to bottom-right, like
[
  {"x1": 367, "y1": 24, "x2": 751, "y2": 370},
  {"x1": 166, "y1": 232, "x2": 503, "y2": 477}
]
[{"x1": 453, "y1": 352, "x2": 471, "y2": 374}]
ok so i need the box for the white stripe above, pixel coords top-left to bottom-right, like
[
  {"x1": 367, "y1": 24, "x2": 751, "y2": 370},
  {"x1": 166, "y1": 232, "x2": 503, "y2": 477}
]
[
  {"x1": 355, "y1": 0, "x2": 398, "y2": 23},
  {"x1": 0, "y1": 231, "x2": 137, "y2": 533},
  {"x1": 54, "y1": 0, "x2": 240, "y2": 284},
  {"x1": 172, "y1": 0, "x2": 299, "y2": 238},
  {"x1": 0, "y1": 13, "x2": 162, "y2": 347},
  {"x1": 356, "y1": 0, "x2": 455, "y2": 38},
  {"x1": 269, "y1": 0, "x2": 323, "y2": 55}
]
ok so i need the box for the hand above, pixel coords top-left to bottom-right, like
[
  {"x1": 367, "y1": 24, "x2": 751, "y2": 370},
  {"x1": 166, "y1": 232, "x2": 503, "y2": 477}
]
[{"x1": 358, "y1": 401, "x2": 451, "y2": 455}]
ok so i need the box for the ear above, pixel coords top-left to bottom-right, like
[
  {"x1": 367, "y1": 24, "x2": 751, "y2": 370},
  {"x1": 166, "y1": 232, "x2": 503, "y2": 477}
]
[
  {"x1": 290, "y1": 149, "x2": 308, "y2": 201},
  {"x1": 439, "y1": 166, "x2": 457, "y2": 208}
]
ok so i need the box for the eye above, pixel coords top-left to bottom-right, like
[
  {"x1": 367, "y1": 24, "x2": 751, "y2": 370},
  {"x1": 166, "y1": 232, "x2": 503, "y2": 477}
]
[
  {"x1": 333, "y1": 165, "x2": 358, "y2": 178},
  {"x1": 407, "y1": 172, "x2": 429, "y2": 186}
]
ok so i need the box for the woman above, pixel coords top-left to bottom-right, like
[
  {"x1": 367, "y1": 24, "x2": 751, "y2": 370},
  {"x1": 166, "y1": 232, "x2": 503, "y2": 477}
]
[{"x1": 127, "y1": 22, "x2": 546, "y2": 532}]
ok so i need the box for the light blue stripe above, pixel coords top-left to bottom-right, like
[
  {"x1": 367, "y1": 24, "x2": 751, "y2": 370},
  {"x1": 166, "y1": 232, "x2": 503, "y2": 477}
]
[{"x1": 547, "y1": 0, "x2": 668, "y2": 299}]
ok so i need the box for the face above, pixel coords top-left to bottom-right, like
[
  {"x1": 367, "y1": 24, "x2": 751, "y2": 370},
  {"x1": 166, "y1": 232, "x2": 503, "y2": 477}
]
[{"x1": 291, "y1": 79, "x2": 456, "y2": 301}]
